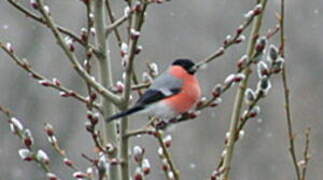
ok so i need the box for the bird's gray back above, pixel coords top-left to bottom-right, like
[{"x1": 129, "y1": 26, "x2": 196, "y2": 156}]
[{"x1": 150, "y1": 72, "x2": 183, "y2": 94}]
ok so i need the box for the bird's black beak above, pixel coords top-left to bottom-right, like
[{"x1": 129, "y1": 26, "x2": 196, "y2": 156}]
[{"x1": 188, "y1": 66, "x2": 197, "y2": 74}]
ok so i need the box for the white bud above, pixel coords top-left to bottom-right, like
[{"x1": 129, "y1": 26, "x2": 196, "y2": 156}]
[
  {"x1": 254, "y1": 4, "x2": 263, "y2": 12},
  {"x1": 268, "y1": 44, "x2": 279, "y2": 62},
  {"x1": 89, "y1": 13, "x2": 94, "y2": 20},
  {"x1": 133, "y1": 145, "x2": 144, "y2": 162},
  {"x1": 239, "y1": 130, "x2": 245, "y2": 139},
  {"x1": 98, "y1": 154, "x2": 108, "y2": 173},
  {"x1": 249, "y1": 106, "x2": 261, "y2": 118},
  {"x1": 38, "y1": 79, "x2": 52, "y2": 86},
  {"x1": 298, "y1": 160, "x2": 306, "y2": 168},
  {"x1": 121, "y1": 42, "x2": 128, "y2": 55},
  {"x1": 168, "y1": 171, "x2": 175, "y2": 180},
  {"x1": 124, "y1": 6, "x2": 131, "y2": 17},
  {"x1": 36, "y1": 149, "x2": 49, "y2": 164},
  {"x1": 221, "y1": 150, "x2": 227, "y2": 157},
  {"x1": 257, "y1": 61, "x2": 269, "y2": 79},
  {"x1": 158, "y1": 147, "x2": 164, "y2": 157},
  {"x1": 142, "y1": 158, "x2": 151, "y2": 175},
  {"x1": 30, "y1": 0, "x2": 38, "y2": 9},
  {"x1": 73, "y1": 171, "x2": 87, "y2": 179},
  {"x1": 234, "y1": 73, "x2": 246, "y2": 82},
  {"x1": 48, "y1": 136, "x2": 57, "y2": 144},
  {"x1": 114, "y1": 81, "x2": 125, "y2": 93},
  {"x1": 142, "y1": 158, "x2": 151, "y2": 169},
  {"x1": 237, "y1": 34, "x2": 246, "y2": 42},
  {"x1": 134, "y1": 167, "x2": 144, "y2": 179},
  {"x1": 149, "y1": 62, "x2": 159, "y2": 76},
  {"x1": 255, "y1": 36, "x2": 267, "y2": 53},
  {"x1": 245, "y1": 88, "x2": 256, "y2": 104},
  {"x1": 122, "y1": 56, "x2": 129, "y2": 69},
  {"x1": 23, "y1": 129, "x2": 34, "y2": 147},
  {"x1": 225, "y1": 34, "x2": 232, "y2": 42},
  {"x1": 244, "y1": 10, "x2": 254, "y2": 19},
  {"x1": 237, "y1": 54, "x2": 249, "y2": 69},
  {"x1": 163, "y1": 134, "x2": 172, "y2": 148},
  {"x1": 86, "y1": 167, "x2": 94, "y2": 175},
  {"x1": 46, "y1": 172, "x2": 58, "y2": 180},
  {"x1": 43, "y1": 5, "x2": 50, "y2": 14},
  {"x1": 224, "y1": 74, "x2": 236, "y2": 86},
  {"x1": 5, "y1": 42, "x2": 13, "y2": 52},
  {"x1": 81, "y1": 27, "x2": 87, "y2": 34},
  {"x1": 52, "y1": 78, "x2": 61, "y2": 86},
  {"x1": 272, "y1": 57, "x2": 285, "y2": 73},
  {"x1": 18, "y1": 148, "x2": 32, "y2": 161},
  {"x1": 212, "y1": 84, "x2": 222, "y2": 98},
  {"x1": 10, "y1": 117, "x2": 23, "y2": 133},
  {"x1": 90, "y1": 27, "x2": 96, "y2": 36},
  {"x1": 64, "y1": 36, "x2": 73, "y2": 46},
  {"x1": 130, "y1": 28, "x2": 140, "y2": 39},
  {"x1": 256, "y1": 78, "x2": 272, "y2": 96},
  {"x1": 225, "y1": 132, "x2": 231, "y2": 139}
]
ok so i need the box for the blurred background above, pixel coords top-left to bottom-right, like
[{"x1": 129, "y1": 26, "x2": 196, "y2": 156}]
[{"x1": 0, "y1": 0, "x2": 322, "y2": 179}]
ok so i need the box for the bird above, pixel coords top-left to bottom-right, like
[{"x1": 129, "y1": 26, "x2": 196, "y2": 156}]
[{"x1": 106, "y1": 59, "x2": 201, "y2": 122}]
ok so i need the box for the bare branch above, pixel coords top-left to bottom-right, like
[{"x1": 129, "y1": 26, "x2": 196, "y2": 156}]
[
  {"x1": 0, "y1": 42, "x2": 103, "y2": 114},
  {"x1": 221, "y1": 1, "x2": 268, "y2": 179},
  {"x1": 300, "y1": 128, "x2": 311, "y2": 180},
  {"x1": 105, "y1": 0, "x2": 123, "y2": 46},
  {"x1": 34, "y1": 0, "x2": 122, "y2": 106},
  {"x1": 194, "y1": 3, "x2": 264, "y2": 71},
  {"x1": 6, "y1": 0, "x2": 100, "y2": 57}
]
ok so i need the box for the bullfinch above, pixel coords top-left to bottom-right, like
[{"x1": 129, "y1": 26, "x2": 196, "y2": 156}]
[{"x1": 106, "y1": 59, "x2": 201, "y2": 122}]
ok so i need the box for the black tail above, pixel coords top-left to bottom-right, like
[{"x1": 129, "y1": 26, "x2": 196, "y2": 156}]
[{"x1": 106, "y1": 106, "x2": 144, "y2": 123}]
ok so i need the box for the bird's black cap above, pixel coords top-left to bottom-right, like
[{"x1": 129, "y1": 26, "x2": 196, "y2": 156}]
[{"x1": 172, "y1": 59, "x2": 196, "y2": 74}]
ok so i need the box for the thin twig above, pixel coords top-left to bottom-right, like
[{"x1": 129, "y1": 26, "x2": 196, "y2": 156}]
[
  {"x1": 221, "y1": 1, "x2": 268, "y2": 179},
  {"x1": 6, "y1": 0, "x2": 100, "y2": 57},
  {"x1": 156, "y1": 132, "x2": 180, "y2": 180},
  {"x1": 0, "y1": 106, "x2": 56, "y2": 177},
  {"x1": 279, "y1": 0, "x2": 301, "y2": 179},
  {"x1": 105, "y1": 13, "x2": 132, "y2": 38},
  {"x1": 119, "y1": 2, "x2": 149, "y2": 179},
  {"x1": 105, "y1": 0, "x2": 123, "y2": 46},
  {"x1": 0, "y1": 42, "x2": 103, "y2": 114},
  {"x1": 35, "y1": 0, "x2": 122, "y2": 106},
  {"x1": 194, "y1": 3, "x2": 263, "y2": 71},
  {"x1": 92, "y1": 0, "x2": 120, "y2": 179},
  {"x1": 300, "y1": 128, "x2": 311, "y2": 180}
]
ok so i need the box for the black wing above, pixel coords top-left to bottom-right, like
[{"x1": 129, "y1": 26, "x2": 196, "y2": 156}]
[{"x1": 136, "y1": 88, "x2": 181, "y2": 106}]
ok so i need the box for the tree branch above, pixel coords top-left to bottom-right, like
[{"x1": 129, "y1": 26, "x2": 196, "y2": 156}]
[
  {"x1": 93, "y1": 0, "x2": 119, "y2": 179},
  {"x1": 35, "y1": 0, "x2": 122, "y2": 106},
  {"x1": 221, "y1": 1, "x2": 268, "y2": 179},
  {"x1": 6, "y1": 0, "x2": 100, "y2": 57}
]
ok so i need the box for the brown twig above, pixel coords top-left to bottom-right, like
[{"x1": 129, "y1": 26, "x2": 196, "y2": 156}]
[
  {"x1": 34, "y1": 0, "x2": 122, "y2": 106},
  {"x1": 6, "y1": 0, "x2": 100, "y2": 57},
  {"x1": 194, "y1": 3, "x2": 263, "y2": 71},
  {"x1": 155, "y1": 132, "x2": 179, "y2": 180},
  {"x1": 105, "y1": 0, "x2": 123, "y2": 46},
  {"x1": 105, "y1": 12, "x2": 132, "y2": 38},
  {"x1": 118, "y1": 1, "x2": 149, "y2": 179},
  {"x1": 0, "y1": 42, "x2": 103, "y2": 114},
  {"x1": 0, "y1": 106, "x2": 57, "y2": 177},
  {"x1": 300, "y1": 128, "x2": 311, "y2": 180},
  {"x1": 278, "y1": 0, "x2": 301, "y2": 179},
  {"x1": 221, "y1": 1, "x2": 268, "y2": 179}
]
